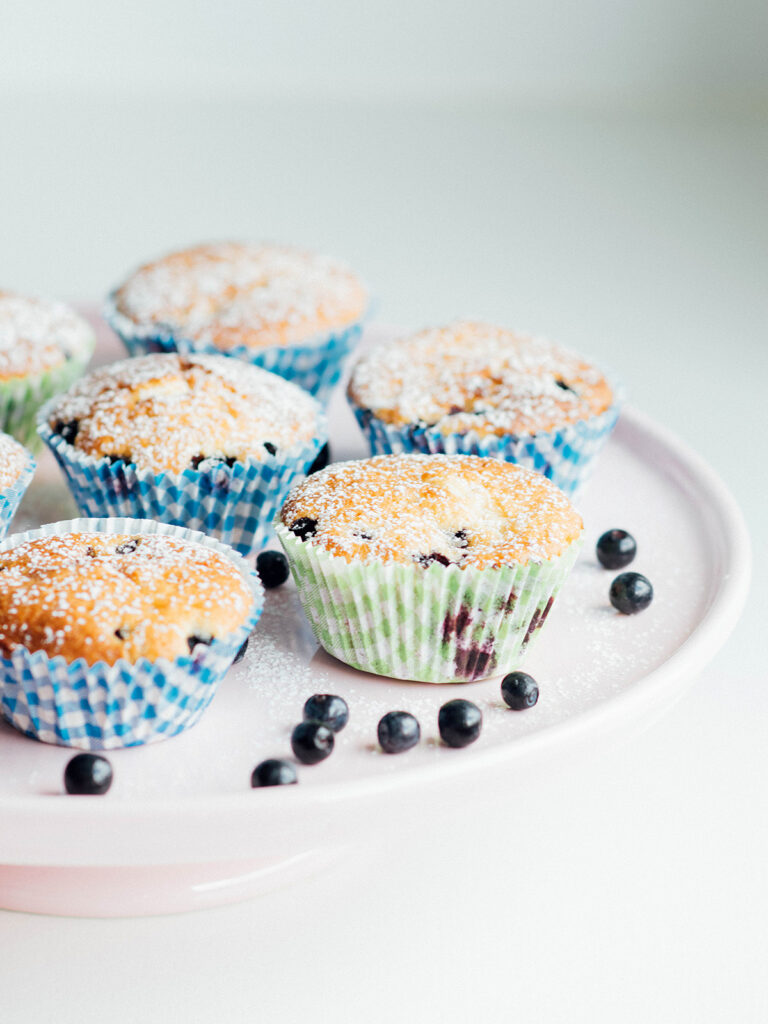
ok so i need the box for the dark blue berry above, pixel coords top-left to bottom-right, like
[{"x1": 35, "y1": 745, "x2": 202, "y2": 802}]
[
  {"x1": 291, "y1": 720, "x2": 334, "y2": 764},
  {"x1": 417, "y1": 552, "x2": 451, "y2": 567},
  {"x1": 555, "y1": 378, "x2": 576, "y2": 394},
  {"x1": 289, "y1": 517, "x2": 317, "y2": 541},
  {"x1": 596, "y1": 529, "x2": 637, "y2": 570},
  {"x1": 250, "y1": 758, "x2": 297, "y2": 787},
  {"x1": 64, "y1": 753, "x2": 113, "y2": 795},
  {"x1": 187, "y1": 633, "x2": 212, "y2": 654},
  {"x1": 377, "y1": 711, "x2": 420, "y2": 754},
  {"x1": 609, "y1": 572, "x2": 653, "y2": 614},
  {"x1": 438, "y1": 699, "x2": 482, "y2": 748},
  {"x1": 303, "y1": 693, "x2": 349, "y2": 733},
  {"x1": 233, "y1": 636, "x2": 249, "y2": 663},
  {"x1": 308, "y1": 443, "x2": 330, "y2": 475},
  {"x1": 501, "y1": 671, "x2": 539, "y2": 710},
  {"x1": 263, "y1": 442, "x2": 277, "y2": 456},
  {"x1": 54, "y1": 419, "x2": 79, "y2": 445},
  {"x1": 256, "y1": 549, "x2": 290, "y2": 589},
  {"x1": 114, "y1": 540, "x2": 138, "y2": 554}
]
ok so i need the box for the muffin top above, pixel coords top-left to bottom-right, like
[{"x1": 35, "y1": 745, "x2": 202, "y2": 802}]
[
  {"x1": 0, "y1": 432, "x2": 30, "y2": 491},
  {"x1": 0, "y1": 531, "x2": 255, "y2": 664},
  {"x1": 0, "y1": 291, "x2": 94, "y2": 381},
  {"x1": 280, "y1": 453, "x2": 583, "y2": 568},
  {"x1": 348, "y1": 321, "x2": 614, "y2": 436},
  {"x1": 46, "y1": 352, "x2": 322, "y2": 474},
  {"x1": 112, "y1": 242, "x2": 368, "y2": 350}
]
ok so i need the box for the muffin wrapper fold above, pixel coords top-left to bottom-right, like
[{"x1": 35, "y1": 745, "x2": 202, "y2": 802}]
[
  {"x1": 0, "y1": 445, "x2": 36, "y2": 540},
  {"x1": 277, "y1": 524, "x2": 582, "y2": 683},
  {"x1": 349, "y1": 398, "x2": 621, "y2": 500},
  {"x1": 105, "y1": 294, "x2": 366, "y2": 403},
  {"x1": 0, "y1": 340, "x2": 95, "y2": 451},
  {"x1": 0, "y1": 517, "x2": 263, "y2": 750},
  {"x1": 38, "y1": 402, "x2": 327, "y2": 556}
]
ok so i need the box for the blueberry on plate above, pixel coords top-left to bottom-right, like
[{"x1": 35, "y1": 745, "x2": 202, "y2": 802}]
[
  {"x1": 596, "y1": 529, "x2": 637, "y2": 570},
  {"x1": 609, "y1": 572, "x2": 653, "y2": 614},
  {"x1": 256, "y1": 549, "x2": 290, "y2": 589},
  {"x1": 291, "y1": 720, "x2": 335, "y2": 765},
  {"x1": 251, "y1": 758, "x2": 297, "y2": 787},
  {"x1": 438, "y1": 699, "x2": 482, "y2": 748},
  {"x1": 501, "y1": 671, "x2": 539, "y2": 710},
  {"x1": 377, "y1": 711, "x2": 420, "y2": 754},
  {"x1": 303, "y1": 693, "x2": 349, "y2": 733},
  {"x1": 64, "y1": 753, "x2": 113, "y2": 795}
]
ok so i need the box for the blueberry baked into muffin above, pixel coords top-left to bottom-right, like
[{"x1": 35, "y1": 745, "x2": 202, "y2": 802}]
[
  {"x1": 278, "y1": 452, "x2": 583, "y2": 683},
  {"x1": 105, "y1": 242, "x2": 368, "y2": 400},
  {"x1": 0, "y1": 522, "x2": 262, "y2": 749},
  {"x1": 347, "y1": 321, "x2": 620, "y2": 497},
  {"x1": 38, "y1": 353, "x2": 326, "y2": 554},
  {"x1": 0, "y1": 290, "x2": 94, "y2": 448}
]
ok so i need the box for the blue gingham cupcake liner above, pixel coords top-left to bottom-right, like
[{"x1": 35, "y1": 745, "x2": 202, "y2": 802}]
[
  {"x1": 37, "y1": 399, "x2": 328, "y2": 556},
  {"x1": 0, "y1": 517, "x2": 264, "y2": 750},
  {"x1": 104, "y1": 292, "x2": 368, "y2": 403},
  {"x1": 349, "y1": 392, "x2": 622, "y2": 500},
  {"x1": 0, "y1": 442, "x2": 36, "y2": 540}
]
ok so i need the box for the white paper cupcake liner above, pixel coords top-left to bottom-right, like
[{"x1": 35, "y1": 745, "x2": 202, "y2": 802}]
[
  {"x1": 37, "y1": 399, "x2": 328, "y2": 556},
  {"x1": 0, "y1": 444, "x2": 36, "y2": 540},
  {"x1": 349, "y1": 392, "x2": 622, "y2": 500},
  {"x1": 0, "y1": 517, "x2": 264, "y2": 750},
  {"x1": 277, "y1": 524, "x2": 582, "y2": 683},
  {"x1": 104, "y1": 293, "x2": 368, "y2": 403}
]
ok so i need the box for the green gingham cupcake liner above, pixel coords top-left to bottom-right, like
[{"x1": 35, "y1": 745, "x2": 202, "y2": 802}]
[
  {"x1": 37, "y1": 399, "x2": 327, "y2": 556},
  {"x1": 0, "y1": 517, "x2": 264, "y2": 750},
  {"x1": 0, "y1": 441, "x2": 35, "y2": 540},
  {"x1": 277, "y1": 524, "x2": 582, "y2": 683},
  {"x1": 105, "y1": 292, "x2": 368, "y2": 403}
]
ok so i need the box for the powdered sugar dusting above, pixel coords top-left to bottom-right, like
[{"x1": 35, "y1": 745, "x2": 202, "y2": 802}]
[
  {"x1": 0, "y1": 292, "x2": 94, "y2": 379},
  {"x1": 0, "y1": 432, "x2": 28, "y2": 490}
]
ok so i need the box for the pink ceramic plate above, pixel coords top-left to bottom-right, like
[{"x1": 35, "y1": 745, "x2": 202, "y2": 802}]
[{"x1": 0, "y1": 319, "x2": 751, "y2": 916}]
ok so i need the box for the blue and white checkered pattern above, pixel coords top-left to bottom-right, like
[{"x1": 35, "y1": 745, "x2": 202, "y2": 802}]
[
  {"x1": 350, "y1": 400, "x2": 622, "y2": 499},
  {"x1": 0, "y1": 448, "x2": 35, "y2": 540},
  {"x1": 37, "y1": 407, "x2": 327, "y2": 556},
  {"x1": 105, "y1": 295, "x2": 366, "y2": 403},
  {"x1": 0, "y1": 517, "x2": 263, "y2": 749}
]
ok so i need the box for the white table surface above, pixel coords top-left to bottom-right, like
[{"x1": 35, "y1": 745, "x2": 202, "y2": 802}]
[{"x1": 0, "y1": 97, "x2": 765, "y2": 1024}]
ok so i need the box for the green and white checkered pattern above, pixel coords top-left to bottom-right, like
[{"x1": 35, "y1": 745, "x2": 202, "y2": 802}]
[{"x1": 278, "y1": 524, "x2": 582, "y2": 683}]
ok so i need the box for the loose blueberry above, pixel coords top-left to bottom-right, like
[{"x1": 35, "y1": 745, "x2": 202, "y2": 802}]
[
  {"x1": 64, "y1": 753, "x2": 113, "y2": 795},
  {"x1": 438, "y1": 699, "x2": 482, "y2": 748},
  {"x1": 233, "y1": 636, "x2": 249, "y2": 663},
  {"x1": 308, "y1": 443, "x2": 330, "y2": 475},
  {"x1": 263, "y1": 441, "x2": 277, "y2": 456},
  {"x1": 596, "y1": 529, "x2": 637, "y2": 570},
  {"x1": 609, "y1": 572, "x2": 653, "y2": 614},
  {"x1": 501, "y1": 671, "x2": 539, "y2": 710},
  {"x1": 187, "y1": 634, "x2": 213, "y2": 654},
  {"x1": 291, "y1": 720, "x2": 335, "y2": 765},
  {"x1": 289, "y1": 517, "x2": 317, "y2": 541},
  {"x1": 303, "y1": 693, "x2": 349, "y2": 733},
  {"x1": 377, "y1": 711, "x2": 420, "y2": 754},
  {"x1": 54, "y1": 419, "x2": 79, "y2": 445},
  {"x1": 115, "y1": 540, "x2": 138, "y2": 555},
  {"x1": 250, "y1": 758, "x2": 297, "y2": 787},
  {"x1": 256, "y1": 550, "x2": 290, "y2": 589}
]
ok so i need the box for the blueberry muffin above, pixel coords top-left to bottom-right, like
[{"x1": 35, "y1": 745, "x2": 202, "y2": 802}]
[
  {"x1": 0, "y1": 290, "x2": 94, "y2": 447},
  {"x1": 278, "y1": 453, "x2": 583, "y2": 683},
  {"x1": 0, "y1": 431, "x2": 35, "y2": 539},
  {"x1": 38, "y1": 353, "x2": 326, "y2": 554},
  {"x1": 106, "y1": 242, "x2": 369, "y2": 399},
  {"x1": 347, "y1": 321, "x2": 620, "y2": 497}
]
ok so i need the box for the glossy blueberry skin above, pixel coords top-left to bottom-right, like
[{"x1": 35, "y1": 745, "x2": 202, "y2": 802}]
[
  {"x1": 289, "y1": 517, "x2": 318, "y2": 541},
  {"x1": 501, "y1": 671, "x2": 539, "y2": 710},
  {"x1": 250, "y1": 758, "x2": 298, "y2": 787},
  {"x1": 291, "y1": 720, "x2": 335, "y2": 765},
  {"x1": 303, "y1": 693, "x2": 349, "y2": 733},
  {"x1": 256, "y1": 549, "x2": 290, "y2": 589},
  {"x1": 308, "y1": 443, "x2": 330, "y2": 476},
  {"x1": 63, "y1": 753, "x2": 113, "y2": 795},
  {"x1": 438, "y1": 699, "x2": 482, "y2": 748},
  {"x1": 609, "y1": 572, "x2": 653, "y2": 614},
  {"x1": 377, "y1": 711, "x2": 420, "y2": 754},
  {"x1": 596, "y1": 529, "x2": 637, "y2": 570}
]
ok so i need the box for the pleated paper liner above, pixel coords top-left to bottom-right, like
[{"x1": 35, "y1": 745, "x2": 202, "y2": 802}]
[{"x1": 0, "y1": 444, "x2": 35, "y2": 540}]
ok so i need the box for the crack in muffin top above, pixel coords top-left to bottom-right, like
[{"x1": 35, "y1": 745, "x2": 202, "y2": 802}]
[
  {"x1": 0, "y1": 532, "x2": 254, "y2": 665},
  {"x1": 46, "y1": 352, "x2": 322, "y2": 474},
  {"x1": 348, "y1": 321, "x2": 613, "y2": 436},
  {"x1": 280, "y1": 453, "x2": 583, "y2": 568},
  {"x1": 113, "y1": 242, "x2": 368, "y2": 350},
  {"x1": 0, "y1": 432, "x2": 29, "y2": 490},
  {"x1": 0, "y1": 291, "x2": 94, "y2": 380}
]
